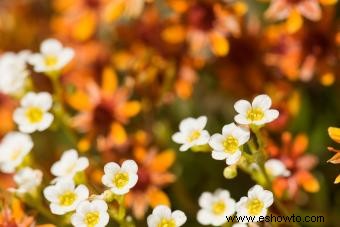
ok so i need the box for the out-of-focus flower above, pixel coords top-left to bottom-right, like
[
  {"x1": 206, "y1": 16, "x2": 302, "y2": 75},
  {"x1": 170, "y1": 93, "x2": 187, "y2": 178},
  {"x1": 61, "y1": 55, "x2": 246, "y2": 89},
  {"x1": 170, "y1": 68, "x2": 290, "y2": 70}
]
[
  {"x1": 0, "y1": 94, "x2": 17, "y2": 135},
  {"x1": 71, "y1": 199, "x2": 109, "y2": 227},
  {"x1": 147, "y1": 205, "x2": 187, "y2": 227},
  {"x1": 125, "y1": 139, "x2": 176, "y2": 219},
  {"x1": 13, "y1": 92, "x2": 54, "y2": 133},
  {"x1": 102, "y1": 160, "x2": 138, "y2": 195},
  {"x1": 28, "y1": 38, "x2": 74, "y2": 73},
  {"x1": 12, "y1": 167, "x2": 43, "y2": 194},
  {"x1": 327, "y1": 127, "x2": 340, "y2": 183},
  {"x1": 43, "y1": 179, "x2": 89, "y2": 215},
  {"x1": 197, "y1": 189, "x2": 236, "y2": 226},
  {"x1": 236, "y1": 185, "x2": 273, "y2": 223},
  {"x1": 265, "y1": 0, "x2": 337, "y2": 32},
  {"x1": 70, "y1": 71, "x2": 140, "y2": 149},
  {"x1": 0, "y1": 51, "x2": 30, "y2": 95},
  {"x1": 51, "y1": 149, "x2": 89, "y2": 180},
  {"x1": 172, "y1": 116, "x2": 210, "y2": 151},
  {"x1": 265, "y1": 159, "x2": 290, "y2": 178},
  {"x1": 234, "y1": 94, "x2": 279, "y2": 126},
  {"x1": 0, "y1": 132, "x2": 33, "y2": 173},
  {"x1": 267, "y1": 132, "x2": 319, "y2": 198},
  {"x1": 232, "y1": 223, "x2": 248, "y2": 227},
  {"x1": 104, "y1": 0, "x2": 147, "y2": 22},
  {"x1": 210, "y1": 123, "x2": 249, "y2": 165}
]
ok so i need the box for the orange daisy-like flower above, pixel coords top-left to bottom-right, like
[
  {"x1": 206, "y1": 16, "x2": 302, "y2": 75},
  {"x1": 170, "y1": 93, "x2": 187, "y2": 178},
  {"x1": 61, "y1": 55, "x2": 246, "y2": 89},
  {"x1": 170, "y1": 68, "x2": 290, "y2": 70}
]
[
  {"x1": 265, "y1": 0, "x2": 337, "y2": 33},
  {"x1": 124, "y1": 132, "x2": 176, "y2": 219},
  {"x1": 267, "y1": 132, "x2": 320, "y2": 199},
  {"x1": 327, "y1": 127, "x2": 340, "y2": 184}
]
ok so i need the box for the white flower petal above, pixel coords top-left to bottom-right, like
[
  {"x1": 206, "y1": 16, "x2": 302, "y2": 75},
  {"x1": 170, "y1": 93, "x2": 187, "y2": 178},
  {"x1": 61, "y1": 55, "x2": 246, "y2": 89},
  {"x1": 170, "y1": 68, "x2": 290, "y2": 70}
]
[
  {"x1": 252, "y1": 94, "x2": 272, "y2": 110},
  {"x1": 121, "y1": 160, "x2": 138, "y2": 173},
  {"x1": 41, "y1": 38, "x2": 63, "y2": 54},
  {"x1": 212, "y1": 150, "x2": 227, "y2": 160},
  {"x1": 234, "y1": 100, "x2": 251, "y2": 115},
  {"x1": 172, "y1": 210, "x2": 187, "y2": 226}
]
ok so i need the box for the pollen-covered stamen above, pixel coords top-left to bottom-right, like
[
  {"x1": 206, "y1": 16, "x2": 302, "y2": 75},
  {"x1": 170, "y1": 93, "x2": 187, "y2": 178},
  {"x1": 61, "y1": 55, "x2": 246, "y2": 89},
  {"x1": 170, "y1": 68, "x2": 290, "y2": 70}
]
[
  {"x1": 25, "y1": 107, "x2": 43, "y2": 123},
  {"x1": 157, "y1": 218, "x2": 176, "y2": 227},
  {"x1": 44, "y1": 55, "x2": 58, "y2": 67},
  {"x1": 113, "y1": 172, "x2": 129, "y2": 188},
  {"x1": 246, "y1": 108, "x2": 265, "y2": 121},
  {"x1": 212, "y1": 201, "x2": 226, "y2": 215},
  {"x1": 223, "y1": 136, "x2": 239, "y2": 153},
  {"x1": 84, "y1": 211, "x2": 100, "y2": 227},
  {"x1": 246, "y1": 198, "x2": 264, "y2": 215},
  {"x1": 187, "y1": 130, "x2": 201, "y2": 142},
  {"x1": 58, "y1": 191, "x2": 77, "y2": 206}
]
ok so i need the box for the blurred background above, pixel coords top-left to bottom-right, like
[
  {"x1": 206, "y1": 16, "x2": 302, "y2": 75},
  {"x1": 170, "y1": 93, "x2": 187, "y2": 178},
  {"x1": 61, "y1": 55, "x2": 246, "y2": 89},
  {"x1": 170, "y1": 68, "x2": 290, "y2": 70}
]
[{"x1": 0, "y1": 0, "x2": 340, "y2": 226}]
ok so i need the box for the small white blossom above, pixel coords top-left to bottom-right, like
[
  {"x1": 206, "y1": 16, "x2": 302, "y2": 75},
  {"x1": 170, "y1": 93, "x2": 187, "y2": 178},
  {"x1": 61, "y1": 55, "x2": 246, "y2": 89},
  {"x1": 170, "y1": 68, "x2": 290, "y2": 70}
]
[
  {"x1": 13, "y1": 92, "x2": 54, "y2": 133},
  {"x1": 232, "y1": 223, "x2": 248, "y2": 227},
  {"x1": 236, "y1": 185, "x2": 274, "y2": 223},
  {"x1": 172, "y1": 116, "x2": 210, "y2": 151},
  {"x1": 71, "y1": 199, "x2": 109, "y2": 227},
  {"x1": 265, "y1": 159, "x2": 290, "y2": 177},
  {"x1": 234, "y1": 94, "x2": 279, "y2": 126},
  {"x1": 209, "y1": 123, "x2": 250, "y2": 165},
  {"x1": 0, "y1": 51, "x2": 30, "y2": 95},
  {"x1": 197, "y1": 189, "x2": 236, "y2": 226},
  {"x1": 28, "y1": 38, "x2": 74, "y2": 73},
  {"x1": 43, "y1": 179, "x2": 89, "y2": 215},
  {"x1": 0, "y1": 132, "x2": 33, "y2": 173},
  {"x1": 51, "y1": 149, "x2": 89, "y2": 179},
  {"x1": 147, "y1": 205, "x2": 187, "y2": 227},
  {"x1": 101, "y1": 160, "x2": 138, "y2": 195},
  {"x1": 12, "y1": 167, "x2": 42, "y2": 194}
]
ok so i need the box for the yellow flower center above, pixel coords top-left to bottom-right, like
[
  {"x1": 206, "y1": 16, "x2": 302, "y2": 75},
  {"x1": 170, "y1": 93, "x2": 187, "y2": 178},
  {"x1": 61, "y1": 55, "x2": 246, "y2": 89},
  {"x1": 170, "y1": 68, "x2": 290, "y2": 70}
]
[
  {"x1": 44, "y1": 55, "x2": 58, "y2": 66},
  {"x1": 114, "y1": 172, "x2": 129, "y2": 188},
  {"x1": 212, "y1": 201, "x2": 226, "y2": 215},
  {"x1": 84, "y1": 211, "x2": 100, "y2": 227},
  {"x1": 187, "y1": 130, "x2": 201, "y2": 142},
  {"x1": 246, "y1": 108, "x2": 264, "y2": 121},
  {"x1": 223, "y1": 136, "x2": 239, "y2": 153},
  {"x1": 58, "y1": 191, "x2": 77, "y2": 206},
  {"x1": 157, "y1": 218, "x2": 176, "y2": 227},
  {"x1": 246, "y1": 198, "x2": 264, "y2": 215},
  {"x1": 25, "y1": 107, "x2": 43, "y2": 123}
]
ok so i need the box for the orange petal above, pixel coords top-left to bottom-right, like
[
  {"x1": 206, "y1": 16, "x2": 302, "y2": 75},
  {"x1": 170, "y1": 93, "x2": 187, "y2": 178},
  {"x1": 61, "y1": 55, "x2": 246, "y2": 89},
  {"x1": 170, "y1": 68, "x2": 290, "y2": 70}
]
[
  {"x1": 133, "y1": 146, "x2": 147, "y2": 163},
  {"x1": 102, "y1": 67, "x2": 118, "y2": 95},
  {"x1": 72, "y1": 11, "x2": 96, "y2": 41},
  {"x1": 334, "y1": 174, "x2": 340, "y2": 184},
  {"x1": 109, "y1": 122, "x2": 127, "y2": 145},
  {"x1": 119, "y1": 101, "x2": 141, "y2": 118},
  {"x1": 209, "y1": 32, "x2": 229, "y2": 56},
  {"x1": 150, "y1": 149, "x2": 176, "y2": 172},
  {"x1": 286, "y1": 10, "x2": 303, "y2": 33},
  {"x1": 272, "y1": 178, "x2": 288, "y2": 198},
  {"x1": 66, "y1": 90, "x2": 92, "y2": 111},
  {"x1": 320, "y1": 0, "x2": 337, "y2": 5},
  {"x1": 292, "y1": 133, "x2": 308, "y2": 157},
  {"x1": 327, "y1": 152, "x2": 340, "y2": 164},
  {"x1": 296, "y1": 171, "x2": 319, "y2": 193},
  {"x1": 103, "y1": 0, "x2": 125, "y2": 23},
  {"x1": 147, "y1": 187, "x2": 170, "y2": 208},
  {"x1": 161, "y1": 25, "x2": 186, "y2": 44},
  {"x1": 328, "y1": 127, "x2": 340, "y2": 143}
]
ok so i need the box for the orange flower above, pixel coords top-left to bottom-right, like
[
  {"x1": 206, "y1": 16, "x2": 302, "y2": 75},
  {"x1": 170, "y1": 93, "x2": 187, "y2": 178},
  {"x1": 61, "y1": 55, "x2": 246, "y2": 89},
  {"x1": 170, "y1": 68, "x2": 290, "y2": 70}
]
[
  {"x1": 125, "y1": 132, "x2": 176, "y2": 219},
  {"x1": 327, "y1": 127, "x2": 340, "y2": 183},
  {"x1": 265, "y1": 0, "x2": 337, "y2": 33},
  {"x1": 267, "y1": 132, "x2": 319, "y2": 199}
]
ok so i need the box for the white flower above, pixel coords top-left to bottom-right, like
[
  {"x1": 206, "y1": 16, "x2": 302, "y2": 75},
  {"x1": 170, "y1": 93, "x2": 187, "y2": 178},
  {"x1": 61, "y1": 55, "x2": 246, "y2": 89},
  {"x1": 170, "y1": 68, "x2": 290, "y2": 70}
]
[
  {"x1": 197, "y1": 189, "x2": 236, "y2": 226},
  {"x1": 0, "y1": 51, "x2": 30, "y2": 95},
  {"x1": 43, "y1": 179, "x2": 89, "y2": 215},
  {"x1": 234, "y1": 94, "x2": 279, "y2": 126},
  {"x1": 51, "y1": 149, "x2": 89, "y2": 179},
  {"x1": 71, "y1": 199, "x2": 109, "y2": 227},
  {"x1": 0, "y1": 132, "x2": 33, "y2": 173},
  {"x1": 13, "y1": 92, "x2": 54, "y2": 133},
  {"x1": 172, "y1": 116, "x2": 210, "y2": 151},
  {"x1": 236, "y1": 185, "x2": 274, "y2": 223},
  {"x1": 12, "y1": 167, "x2": 43, "y2": 194},
  {"x1": 265, "y1": 159, "x2": 290, "y2": 177},
  {"x1": 232, "y1": 223, "x2": 248, "y2": 227},
  {"x1": 101, "y1": 160, "x2": 138, "y2": 195},
  {"x1": 28, "y1": 38, "x2": 74, "y2": 73},
  {"x1": 147, "y1": 205, "x2": 187, "y2": 227},
  {"x1": 209, "y1": 123, "x2": 250, "y2": 165}
]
